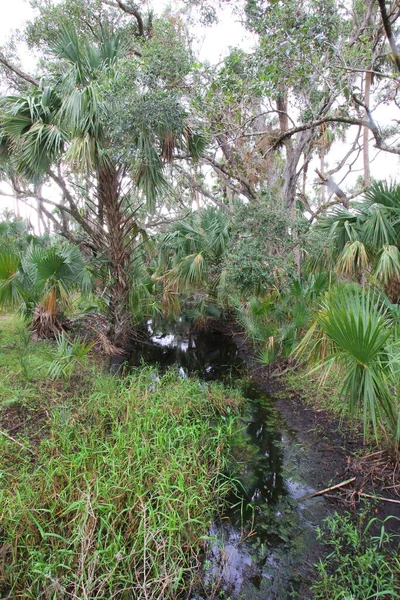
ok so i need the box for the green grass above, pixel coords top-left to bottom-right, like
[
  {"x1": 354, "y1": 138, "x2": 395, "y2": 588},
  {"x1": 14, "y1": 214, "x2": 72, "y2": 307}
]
[
  {"x1": 0, "y1": 314, "x2": 49, "y2": 384},
  {"x1": 0, "y1": 315, "x2": 242, "y2": 599}
]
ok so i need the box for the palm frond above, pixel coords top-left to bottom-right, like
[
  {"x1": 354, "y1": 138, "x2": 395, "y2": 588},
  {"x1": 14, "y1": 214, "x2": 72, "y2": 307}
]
[
  {"x1": 364, "y1": 180, "x2": 400, "y2": 210},
  {"x1": 375, "y1": 245, "x2": 400, "y2": 285},
  {"x1": 0, "y1": 251, "x2": 25, "y2": 306},
  {"x1": 337, "y1": 240, "x2": 369, "y2": 276},
  {"x1": 300, "y1": 286, "x2": 397, "y2": 441},
  {"x1": 135, "y1": 132, "x2": 168, "y2": 211}
]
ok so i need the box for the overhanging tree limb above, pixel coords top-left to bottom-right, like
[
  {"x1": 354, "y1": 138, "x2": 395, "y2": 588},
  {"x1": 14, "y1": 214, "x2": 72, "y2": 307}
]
[
  {"x1": 0, "y1": 52, "x2": 39, "y2": 87},
  {"x1": 263, "y1": 115, "x2": 400, "y2": 156},
  {"x1": 315, "y1": 168, "x2": 349, "y2": 207}
]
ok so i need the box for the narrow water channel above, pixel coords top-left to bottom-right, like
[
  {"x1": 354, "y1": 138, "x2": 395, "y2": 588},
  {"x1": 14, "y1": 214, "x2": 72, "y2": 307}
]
[{"x1": 128, "y1": 319, "x2": 333, "y2": 600}]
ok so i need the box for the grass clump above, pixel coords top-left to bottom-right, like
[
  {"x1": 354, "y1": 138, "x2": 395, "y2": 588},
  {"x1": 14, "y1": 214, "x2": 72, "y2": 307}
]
[
  {"x1": 313, "y1": 512, "x2": 400, "y2": 599},
  {"x1": 0, "y1": 362, "x2": 242, "y2": 599}
]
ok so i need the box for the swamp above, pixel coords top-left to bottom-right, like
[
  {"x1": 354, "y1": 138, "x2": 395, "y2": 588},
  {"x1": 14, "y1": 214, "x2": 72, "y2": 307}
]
[{"x1": 1, "y1": 1, "x2": 400, "y2": 598}]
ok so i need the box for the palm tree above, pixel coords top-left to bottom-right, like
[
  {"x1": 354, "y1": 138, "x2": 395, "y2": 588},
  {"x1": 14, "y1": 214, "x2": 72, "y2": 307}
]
[
  {"x1": 156, "y1": 208, "x2": 229, "y2": 315},
  {"x1": 0, "y1": 24, "x2": 202, "y2": 347},
  {"x1": 294, "y1": 285, "x2": 400, "y2": 449},
  {"x1": 313, "y1": 181, "x2": 400, "y2": 299}
]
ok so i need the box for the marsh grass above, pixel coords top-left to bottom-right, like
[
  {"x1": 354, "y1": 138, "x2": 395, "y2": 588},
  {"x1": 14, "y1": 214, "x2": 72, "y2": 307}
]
[{"x1": 0, "y1": 352, "x2": 242, "y2": 599}]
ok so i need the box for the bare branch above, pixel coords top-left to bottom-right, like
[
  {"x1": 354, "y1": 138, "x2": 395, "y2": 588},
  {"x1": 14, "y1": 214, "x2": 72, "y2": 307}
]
[
  {"x1": 260, "y1": 114, "x2": 400, "y2": 156},
  {"x1": 315, "y1": 168, "x2": 349, "y2": 207},
  {"x1": 202, "y1": 155, "x2": 256, "y2": 200}
]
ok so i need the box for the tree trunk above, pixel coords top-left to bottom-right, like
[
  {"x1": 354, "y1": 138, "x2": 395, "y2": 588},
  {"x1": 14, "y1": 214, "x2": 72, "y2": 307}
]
[
  {"x1": 320, "y1": 145, "x2": 326, "y2": 204},
  {"x1": 363, "y1": 71, "x2": 372, "y2": 187},
  {"x1": 97, "y1": 162, "x2": 133, "y2": 349}
]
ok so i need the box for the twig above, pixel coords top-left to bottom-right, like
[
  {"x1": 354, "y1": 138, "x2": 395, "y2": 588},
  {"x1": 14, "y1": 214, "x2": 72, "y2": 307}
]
[
  {"x1": 298, "y1": 477, "x2": 356, "y2": 501},
  {"x1": 358, "y1": 492, "x2": 400, "y2": 505},
  {"x1": 0, "y1": 429, "x2": 35, "y2": 455}
]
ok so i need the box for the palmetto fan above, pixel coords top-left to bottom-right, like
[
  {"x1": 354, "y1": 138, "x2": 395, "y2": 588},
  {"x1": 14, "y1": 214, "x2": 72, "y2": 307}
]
[
  {"x1": 314, "y1": 181, "x2": 400, "y2": 299},
  {"x1": 0, "y1": 243, "x2": 91, "y2": 336}
]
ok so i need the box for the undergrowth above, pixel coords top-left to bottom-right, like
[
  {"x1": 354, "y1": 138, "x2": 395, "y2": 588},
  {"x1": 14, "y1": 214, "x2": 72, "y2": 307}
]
[
  {"x1": 0, "y1": 315, "x2": 242, "y2": 599},
  {"x1": 313, "y1": 511, "x2": 400, "y2": 599}
]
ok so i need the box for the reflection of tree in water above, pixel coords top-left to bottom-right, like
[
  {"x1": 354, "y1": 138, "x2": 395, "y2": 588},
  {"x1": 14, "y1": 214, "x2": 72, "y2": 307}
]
[
  {"x1": 227, "y1": 401, "x2": 285, "y2": 527},
  {"x1": 247, "y1": 403, "x2": 284, "y2": 505}
]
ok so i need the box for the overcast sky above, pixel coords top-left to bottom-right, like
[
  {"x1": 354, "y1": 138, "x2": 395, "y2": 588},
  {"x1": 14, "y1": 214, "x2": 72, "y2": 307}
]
[
  {"x1": 0, "y1": 0, "x2": 399, "y2": 223},
  {"x1": 0, "y1": 0, "x2": 254, "y2": 63}
]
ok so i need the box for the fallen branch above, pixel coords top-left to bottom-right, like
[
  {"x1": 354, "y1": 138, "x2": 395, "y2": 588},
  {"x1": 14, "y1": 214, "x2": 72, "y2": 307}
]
[
  {"x1": 298, "y1": 477, "x2": 356, "y2": 501},
  {"x1": 0, "y1": 429, "x2": 35, "y2": 455},
  {"x1": 358, "y1": 492, "x2": 400, "y2": 506}
]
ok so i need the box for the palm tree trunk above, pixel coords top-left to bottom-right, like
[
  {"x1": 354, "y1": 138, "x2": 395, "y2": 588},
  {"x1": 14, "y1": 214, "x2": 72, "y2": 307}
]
[{"x1": 98, "y1": 162, "x2": 132, "y2": 349}]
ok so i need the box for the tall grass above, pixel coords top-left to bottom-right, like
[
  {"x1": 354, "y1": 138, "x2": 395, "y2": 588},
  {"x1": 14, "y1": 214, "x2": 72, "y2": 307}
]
[{"x1": 0, "y1": 366, "x2": 241, "y2": 599}]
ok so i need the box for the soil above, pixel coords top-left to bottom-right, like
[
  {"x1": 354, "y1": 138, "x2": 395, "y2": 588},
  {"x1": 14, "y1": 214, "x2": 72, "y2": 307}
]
[{"x1": 0, "y1": 400, "x2": 49, "y2": 449}]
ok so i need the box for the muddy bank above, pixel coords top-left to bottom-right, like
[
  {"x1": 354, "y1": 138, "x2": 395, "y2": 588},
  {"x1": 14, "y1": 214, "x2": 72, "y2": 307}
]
[{"x1": 226, "y1": 321, "x2": 400, "y2": 527}]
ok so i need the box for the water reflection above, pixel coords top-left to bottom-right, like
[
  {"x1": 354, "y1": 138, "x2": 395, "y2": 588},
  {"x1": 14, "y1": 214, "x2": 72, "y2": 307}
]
[{"x1": 129, "y1": 319, "x2": 244, "y2": 383}]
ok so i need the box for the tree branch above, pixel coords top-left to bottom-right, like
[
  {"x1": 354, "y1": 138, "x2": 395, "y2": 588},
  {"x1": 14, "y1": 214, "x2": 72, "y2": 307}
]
[
  {"x1": 102, "y1": 0, "x2": 145, "y2": 37},
  {"x1": 0, "y1": 52, "x2": 39, "y2": 87},
  {"x1": 315, "y1": 168, "x2": 349, "y2": 207},
  {"x1": 262, "y1": 114, "x2": 400, "y2": 156},
  {"x1": 377, "y1": 0, "x2": 400, "y2": 73},
  {"x1": 47, "y1": 170, "x2": 102, "y2": 243},
  {"x1": 202, "y1": 156, "x2": 256, "y2": 200}
]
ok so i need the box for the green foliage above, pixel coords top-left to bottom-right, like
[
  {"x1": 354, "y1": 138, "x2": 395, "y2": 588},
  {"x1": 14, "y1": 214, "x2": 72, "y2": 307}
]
[
  {"x1": 128, "y1": 248, "x2": 163, "y2": 324},
  {"x1": 313, "y1": 512, "x2": 400, "y2": 599},
  {"x1": 0, "y1": 85, "x2": 65, "y2": 178},
  {"x1": 2, "y1": 5, "x2": 204, "y2": 213},
  {"x1": 236, "y1": 272, "x2": 330, "y2": 363},
  {"x1": 0, "y1": 249, "x2": 26, "y2": 308},
  {"x1": 313, "y1": 181, "x2": 400, "y2": 286},
  {"x1": 0, "y1": 215, "x2": 46, "y2": 251},
  {"x1": 0, "y1": 241, "x2": 92, "y2": 333},
  {"x1": 244, "y1": 0, "x2": 345, "y2": 95},
  {"x1": 0, "y1": 314, "x2": 51, "y2": 390},
  {"x1": 157, "y1": 207, "x2": 230, "y2": 315},
  {"x1": 294, "y1": 285, "x2": 400, "y2": 447},
  {"x1": 224, "y1": 199, "x2": 296, "y2": 295}
]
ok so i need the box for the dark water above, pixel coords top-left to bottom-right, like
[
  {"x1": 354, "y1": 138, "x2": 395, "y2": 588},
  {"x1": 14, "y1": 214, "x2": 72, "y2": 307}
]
[{"x1": 127, "y1": 319, "x2": 331, "y2": 600}]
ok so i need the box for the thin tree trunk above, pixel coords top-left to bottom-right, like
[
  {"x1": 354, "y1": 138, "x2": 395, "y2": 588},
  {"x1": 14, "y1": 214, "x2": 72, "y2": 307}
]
[
  {"x1": 363, "y1": 71, "x2": 372, "y2": 187},
  {"x1": 37, "y1": 202, "x2": 43, "y2": 236},
  {"x1": 377, "y1": 0, "x2": 400, "y2": 74},
  {"x1": 320, "y1": 145, "x2": 326, "y2": 204},
  {"x1": 14, "y1": 196, "x2": 20, "y2": 219}
]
